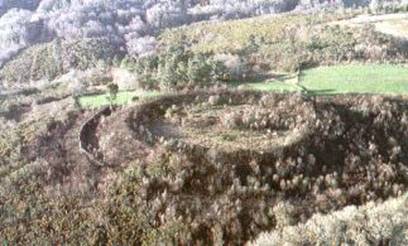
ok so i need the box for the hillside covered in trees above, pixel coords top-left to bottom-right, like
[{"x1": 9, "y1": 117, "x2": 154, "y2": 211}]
[
  {"x1": 0, "y1": 0, "x2": 406, "y2": 70},
  {"x1": 2, "y1": 0, "x2": 408, "y2": 245}
]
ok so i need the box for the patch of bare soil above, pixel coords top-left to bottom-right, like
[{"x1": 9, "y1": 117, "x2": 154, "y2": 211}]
[{"x1": 330, "y1": 13, "x2": 408, "y2": 39}]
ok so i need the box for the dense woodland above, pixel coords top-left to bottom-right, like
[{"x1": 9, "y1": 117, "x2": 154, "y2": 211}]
[{"x1": 0, "y1": 0, "x2": 406, "y2": 69}]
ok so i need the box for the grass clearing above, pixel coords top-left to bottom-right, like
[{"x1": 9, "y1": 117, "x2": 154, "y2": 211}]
[
  {"x1": 80, "y1": 64, "x2": 408, "y2": 108},
  {"x1": 300, "y1": 64, "x2": 408, "y2": 95},
  {"x1": 238, "y1": 73, "x2": 300, "y2": 92},
  {"x1": 79, "y1": 90, "x2": 160, "y2": 108},
  {"x1": 243, "y1": 81, "x2": 299, "y2": 92},
  {"x1": 240, "y1": 64, "x2": 408, "y2": 95}
]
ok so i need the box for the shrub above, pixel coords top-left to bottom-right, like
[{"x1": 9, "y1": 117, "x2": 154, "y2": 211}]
[
  {"x1": 106, "y1": 83, "x2": 119, "y2": 107},
  {"x1": 122, "y1": 43, "x2": 227, "y2": 90},
  {"x1": 251, "y1": 195, "x2": 408, "y2": 245},
  {"x1": 213, "y1": 53, "x2": 252, "y2": 81},
  {"x1": 259, "y1": 23, "x2": 406, "y2": 72},
  {"x1": 121, "y1": 55, "x2": 159, "y2": 90},
  {"x1": 112, "y1": 67, "x2": 139, "y2": 91}
]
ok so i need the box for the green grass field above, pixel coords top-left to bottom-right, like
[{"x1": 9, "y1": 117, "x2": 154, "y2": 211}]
[
  {"x1": 79, "y1": 90, "x2": 160, "y2": 108},
  {"x1": 301, "y1": 64, "x2": 408, "y2": 95},
  {"x1": 80, "y1": 64, "x2": 408, "y2": 108},
  {"x1": 242, "y1": 64, "x2": 408, "y2": 95},
  {"x1": 239, "y1": 73, "x2": 300, "y2": 92}
]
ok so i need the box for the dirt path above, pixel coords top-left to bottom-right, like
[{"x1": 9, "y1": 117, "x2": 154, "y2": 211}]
[
  {"x1": 331, "y1": 13, "x2": 408, "y2": 39},
  {"x1": 58, "y1": 111, "x2": 97, "y2": 194},
  {"x1": 35, "y1": 100, "x2": 159, "y2": 197},
  {"x1": 63, "y1": 107, "x2": 145, "y2": 196},
  {"x1": 19, "y1": 101, "x2": 126, "y2": 197}
]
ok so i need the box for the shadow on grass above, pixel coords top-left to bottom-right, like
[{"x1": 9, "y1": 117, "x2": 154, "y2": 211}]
[
  {"x1": 229, "y1": 72, "x2": 297, "y2": 87},
  {"x1": 306, "y1": 89, "x2": 336, "y2": 96},
  {"x1": 310, "y1": 91, "x2": 408, "y2": 97}
]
